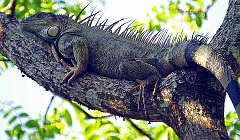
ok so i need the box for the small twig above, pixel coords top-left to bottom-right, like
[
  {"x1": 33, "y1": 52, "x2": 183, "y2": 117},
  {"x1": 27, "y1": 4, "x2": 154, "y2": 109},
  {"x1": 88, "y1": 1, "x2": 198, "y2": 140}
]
[
  {"x1": 71, "y1": 102, "x2": 113, "y2": 119},
  {"x1": 43, "y1": 95, "x2": 55, "y2": 124},
  {"x1": 10, "y1": 0, "x2": 17, "y2": 15},
  {"x1": 177, "y1": 8, "x2": 206, "y2": 15},
  {"x1": 177, "y1": 1, "x2": 214, "y2": 19},
  {"x1": 1, "y1": 0, "x2": 17, "y2": 15},
  {"x1": 126, "y1": 118, "x2": 154, "y2": 140},
  {"x1": 205, "y1": 2, "x2": 214, "y2": 19}
]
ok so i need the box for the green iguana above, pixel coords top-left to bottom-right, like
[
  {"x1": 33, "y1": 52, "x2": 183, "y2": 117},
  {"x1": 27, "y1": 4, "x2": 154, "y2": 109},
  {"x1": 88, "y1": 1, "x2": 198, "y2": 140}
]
[{"x1": 19, "y1": 6, "x2": 240, "y2": 119}]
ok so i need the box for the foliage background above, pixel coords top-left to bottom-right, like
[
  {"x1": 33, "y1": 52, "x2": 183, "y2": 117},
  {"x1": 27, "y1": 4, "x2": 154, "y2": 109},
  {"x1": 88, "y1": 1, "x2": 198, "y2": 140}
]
[{"x1": 0, "y1": 0, "x2": 239, "y2": 139}]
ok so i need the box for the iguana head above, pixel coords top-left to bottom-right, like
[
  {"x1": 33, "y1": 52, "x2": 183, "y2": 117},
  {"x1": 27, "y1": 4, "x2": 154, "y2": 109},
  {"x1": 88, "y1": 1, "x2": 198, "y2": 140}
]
[{"x1": 20, "y1": 12, "x2": 62, "y2": 43}]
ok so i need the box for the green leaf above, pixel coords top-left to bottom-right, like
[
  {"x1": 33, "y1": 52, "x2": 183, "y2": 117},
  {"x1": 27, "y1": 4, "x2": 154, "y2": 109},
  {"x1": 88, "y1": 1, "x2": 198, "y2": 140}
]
[
  {"x1": 168, "y1": 128, "x2": 179, "y2": 140},
  {"x1": 225, "y1": 112, "x2": 238, "y2": 130},
  {"x1": 25, "y1": 120, "x2": 39, "y2": 128},
  {"x1": 62, "y1": 109, "x2": 72, "y2": 126},
  {"x1": 45, "y1": 128, "x2": 55, "y2": 138},
  {"x1": 107, "y1": 136, "x2": 120, "y2": 140},
  {"x1": 42, "y1": 124, "x2": 54, "y2": 138},
  {"x1": 37, "y1": 126, "x2": 45, "y2": 138},
  {"x1": 169, "y1": 1, "x2": 179, "y2": 16},
  {"x1": 156, "y1": 11, "x2": 168, "y2": 23},
  {"x1": 8, "y1": 116, "x2": 17, "y2": 125},
  {"x1": 195, "y1": 16, "x2": 202, "y2": 27},
  {"x1": 13, "y1": 105, "x2": 22, "y2": 110},
  {"x1": 85, "y1": 124, "x2": 100, "y2": 139},
  {"x1": 196, "y1": 0, "x2": 204, "y2": 8},
  {"x1": 0, "y1": 58, "x2": 8, "y2": 70},
  {"x1": 85, "y1": 125, "x2": 97, "y2": 134},
  {"x1": 186, "y1": 2, "x2": 194, "y2": 10},
  {"x1": 88, "y1": 134, "x2": 100, "y2": 140},
  {"x1": 99, "y1": 119, "x2": 111, "y2": 126},
  {"x1": 3, "y1": 0, "x2": 10, "y2": 7},
  {"x1": 34, "y1": 0, "x2": 41, "y2": 6},
  {"x1": 152, "y1": 6, "x2": 157, "y2": 12},
  {"x1": 234, "y1": 122, "x2": 240, "y2": 130},
  {"x1": 98, "y1": 120, "x2": 119, "y2": 134},
  {"x1": 154, "y1": 124, "x2": 168, "y2": 139},
  {"x1": 19, "y1": 112, "x2": 29, "y2": 117},
  {"x1": 148, "y1": 20, "x2": 154, "y2": 31},
  {"x1": 13, "y1": 124, "x2": 24, "y2": 139},
  {"x1": 224, "y1": 112, "x2": 240, "y2": 139},
  {"x1": 52, "y1": 126, "x2": 61, "y2": 135},
  {"x1": 5, "y1": 130, "x2": 13, "y2": 139},
  {"x1": 3, "y1": 109, "x2": 12, "y2": 118},
  {"x1": 71, "y1": 137, "x2": 78, "y2": 140}
]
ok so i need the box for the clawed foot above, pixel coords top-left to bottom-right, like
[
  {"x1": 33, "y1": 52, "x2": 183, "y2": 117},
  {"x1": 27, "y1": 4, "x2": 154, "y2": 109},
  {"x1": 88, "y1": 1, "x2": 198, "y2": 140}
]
[
  {"x1": 129, "y1": 77, "x2": 160, "y2": 118},
  {"x1": 60, "y1": 59, "x2": 85, "y2": 84}
]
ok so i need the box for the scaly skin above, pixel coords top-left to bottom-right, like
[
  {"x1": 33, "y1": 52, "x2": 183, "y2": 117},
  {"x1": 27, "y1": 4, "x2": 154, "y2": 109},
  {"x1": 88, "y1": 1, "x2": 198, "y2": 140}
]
[{"x1": 20, "y1": 12, "x2": 240, "y2": 119}]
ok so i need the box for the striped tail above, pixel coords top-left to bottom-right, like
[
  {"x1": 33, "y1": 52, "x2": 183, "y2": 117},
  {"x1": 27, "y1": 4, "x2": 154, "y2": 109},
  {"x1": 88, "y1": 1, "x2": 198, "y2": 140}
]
[
  {"x1": 165, "y1": 35, "x2": 240, "y2": 119},
  {"x1": 226, "y1": 80, "x2": 240, "y2": 118},
  {"x1": 185, "y1": 40, "x2": 240, "y2": 119}
]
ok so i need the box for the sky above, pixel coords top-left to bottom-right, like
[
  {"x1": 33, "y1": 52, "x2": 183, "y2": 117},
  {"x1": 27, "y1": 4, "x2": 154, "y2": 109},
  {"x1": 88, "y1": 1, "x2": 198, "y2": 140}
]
[{"x1": 0, "y1": 0, "x2": 232, "y2": 139}]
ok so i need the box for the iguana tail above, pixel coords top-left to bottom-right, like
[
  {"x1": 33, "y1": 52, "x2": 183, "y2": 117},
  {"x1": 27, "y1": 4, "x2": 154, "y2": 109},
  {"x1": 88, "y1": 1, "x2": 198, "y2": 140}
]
[
  {"x1": 167, "y1": 35, "x2": 240, "y2": 118},
  {"x1": 188, "y1": 43, "x2": 240, "y2": 119}
]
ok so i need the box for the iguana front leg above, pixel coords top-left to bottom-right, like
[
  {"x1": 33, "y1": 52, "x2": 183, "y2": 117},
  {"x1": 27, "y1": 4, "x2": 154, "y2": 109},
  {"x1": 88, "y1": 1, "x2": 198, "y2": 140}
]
[
  {"x1": 60, "y1": 59, "x2": 87, "y2": 83},
  {"x1": 50, "y1": 44, "x2": 61, "y2": 62},
  {"x1": 57, "y1": 34, "x2": 88, "y2": 83}
]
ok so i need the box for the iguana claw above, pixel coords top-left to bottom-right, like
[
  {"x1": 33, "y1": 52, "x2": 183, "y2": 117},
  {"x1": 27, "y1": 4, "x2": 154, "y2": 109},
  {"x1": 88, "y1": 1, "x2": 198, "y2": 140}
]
[
  {"x1": 60, "y1": 59, "x2": 84, "y2": 83},
  {"x1": 129, "y1": 77, "x2": 160, "y2": 118}
]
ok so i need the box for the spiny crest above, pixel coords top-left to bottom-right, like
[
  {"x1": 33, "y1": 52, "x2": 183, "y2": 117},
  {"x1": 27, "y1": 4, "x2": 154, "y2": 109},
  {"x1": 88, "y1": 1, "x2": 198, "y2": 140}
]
[
  {"x1": 191, "y1": 33, "x2": 209, "y2": 44},
  {"x1": 64, "y1": 4, "x2": 209, "y2": 48}
]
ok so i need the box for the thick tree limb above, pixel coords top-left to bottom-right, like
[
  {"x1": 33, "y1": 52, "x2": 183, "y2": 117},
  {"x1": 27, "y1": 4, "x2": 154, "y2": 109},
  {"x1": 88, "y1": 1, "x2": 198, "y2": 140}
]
[
  {"x1": 1, "y1": 0, "x2": 240, "y2": 138},
  {"x1": 210, "y1": 0, "x2": 240, "y2": 75}
]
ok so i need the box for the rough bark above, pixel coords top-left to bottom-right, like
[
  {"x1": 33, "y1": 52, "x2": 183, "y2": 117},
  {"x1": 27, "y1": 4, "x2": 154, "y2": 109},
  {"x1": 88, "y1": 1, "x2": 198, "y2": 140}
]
[
  {"x1": 210, "y1": 0, "x2": 240, "y2": 75},
  {"x1": 0, "y1": 1, "x2": 239, "y2": 139}
]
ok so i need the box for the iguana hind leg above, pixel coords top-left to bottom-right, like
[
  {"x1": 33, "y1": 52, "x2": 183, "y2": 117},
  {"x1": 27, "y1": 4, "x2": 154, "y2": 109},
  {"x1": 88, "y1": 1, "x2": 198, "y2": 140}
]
[
  {"x1": 120, "y1": 59, "x2": 161, "y2": 117},
  {"x1": 134, "y1": 76, "x2": 160, "y2": 114}
]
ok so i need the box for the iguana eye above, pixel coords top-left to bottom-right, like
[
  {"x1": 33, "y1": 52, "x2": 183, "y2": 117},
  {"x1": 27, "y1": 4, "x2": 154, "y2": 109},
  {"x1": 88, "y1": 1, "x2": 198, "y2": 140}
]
[{"x1": 47, "y1": 26, "x2": 59, "y2": 37}]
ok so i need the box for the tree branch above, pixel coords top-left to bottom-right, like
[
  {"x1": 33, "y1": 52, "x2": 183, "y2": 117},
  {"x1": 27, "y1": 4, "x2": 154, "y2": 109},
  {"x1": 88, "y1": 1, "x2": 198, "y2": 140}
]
[
  {"x1": 71, "y1": 102, "x2": 113, "y2": 119},
  {"x1": 177, "y1": 0, "x2": 215, "y2": 20},
  {"x1": 0, "y1": 0, "x2": 17, "y2": 15},
  {"x1": 43, "y1": 95, "x2": 55, "y2": 124},
  {"x1": 126, "y1": 118, "x2": 153, "y2": 140},
  {"x1": 1, "y1": 3, "x2": 238, "y2": 137},
  {"x1": 210, "y1": 0, "x2": 240, "y2": 76}
]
